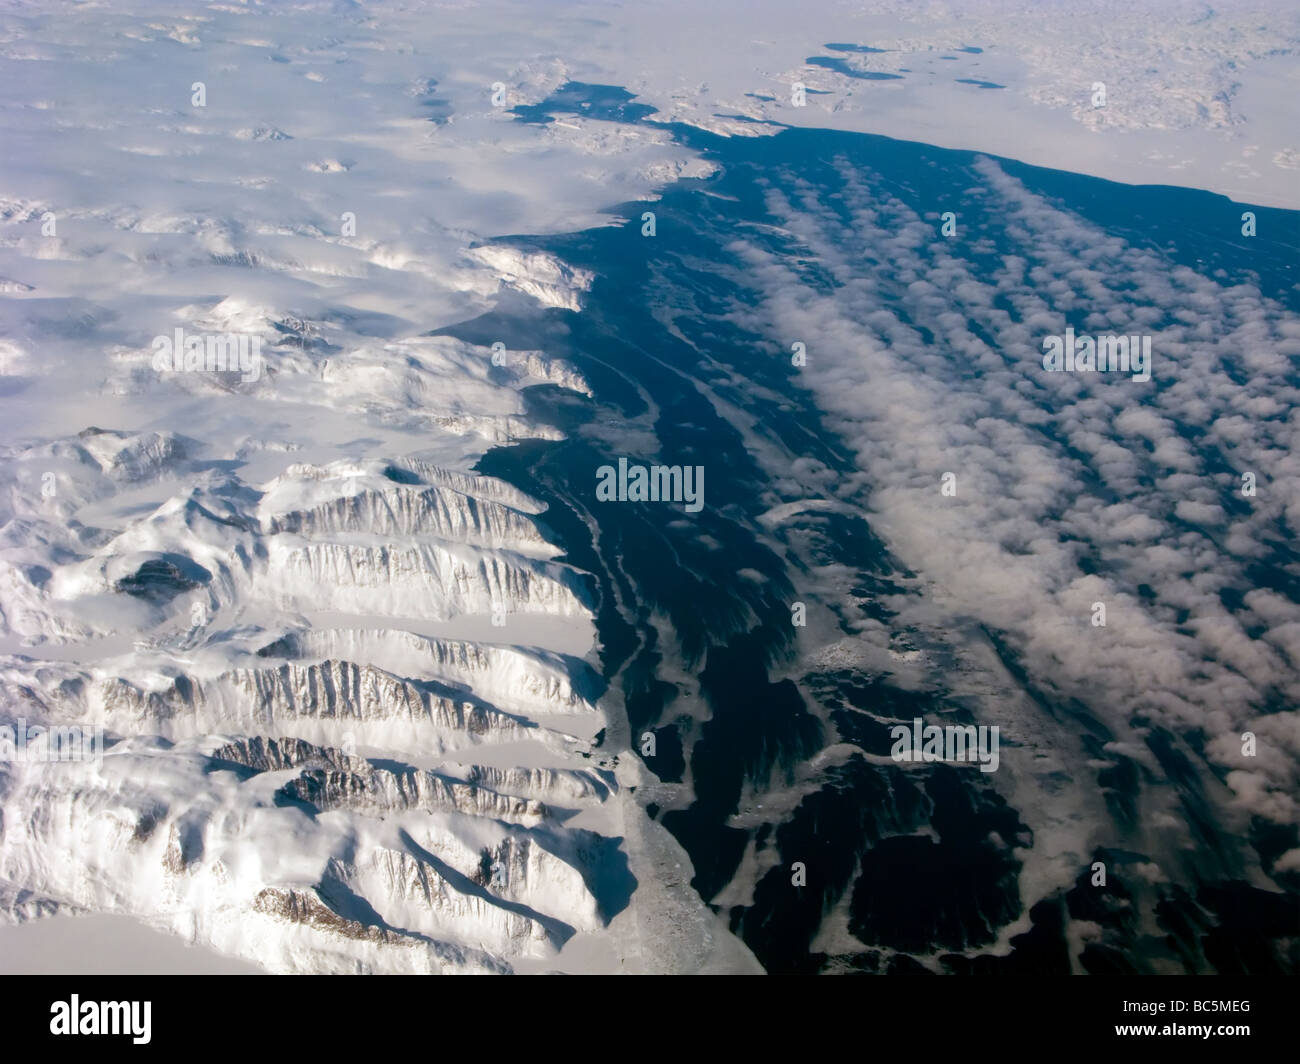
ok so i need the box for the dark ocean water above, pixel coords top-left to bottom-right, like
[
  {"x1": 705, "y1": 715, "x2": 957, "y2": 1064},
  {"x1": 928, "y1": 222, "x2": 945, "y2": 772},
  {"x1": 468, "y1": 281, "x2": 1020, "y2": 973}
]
[{"x1": 436, "y1": 83, "x2": 1300, "y2": 973}]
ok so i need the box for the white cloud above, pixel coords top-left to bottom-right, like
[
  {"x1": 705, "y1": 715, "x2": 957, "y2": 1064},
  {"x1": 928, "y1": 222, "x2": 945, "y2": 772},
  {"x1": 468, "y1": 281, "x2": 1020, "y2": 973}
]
[{"x1": 723, "y1": 153, "x2": 1300, "y2": 841}]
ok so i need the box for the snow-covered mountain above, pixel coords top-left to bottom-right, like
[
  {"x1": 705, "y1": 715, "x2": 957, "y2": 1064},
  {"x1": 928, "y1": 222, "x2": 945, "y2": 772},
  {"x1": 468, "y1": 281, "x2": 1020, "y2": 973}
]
[
  {"x1": 0, "y1": 414, "x2": 636, "y2": 971},
  {"x1": 0, "y1": 0, "x2": 759, "y2": 974}
]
